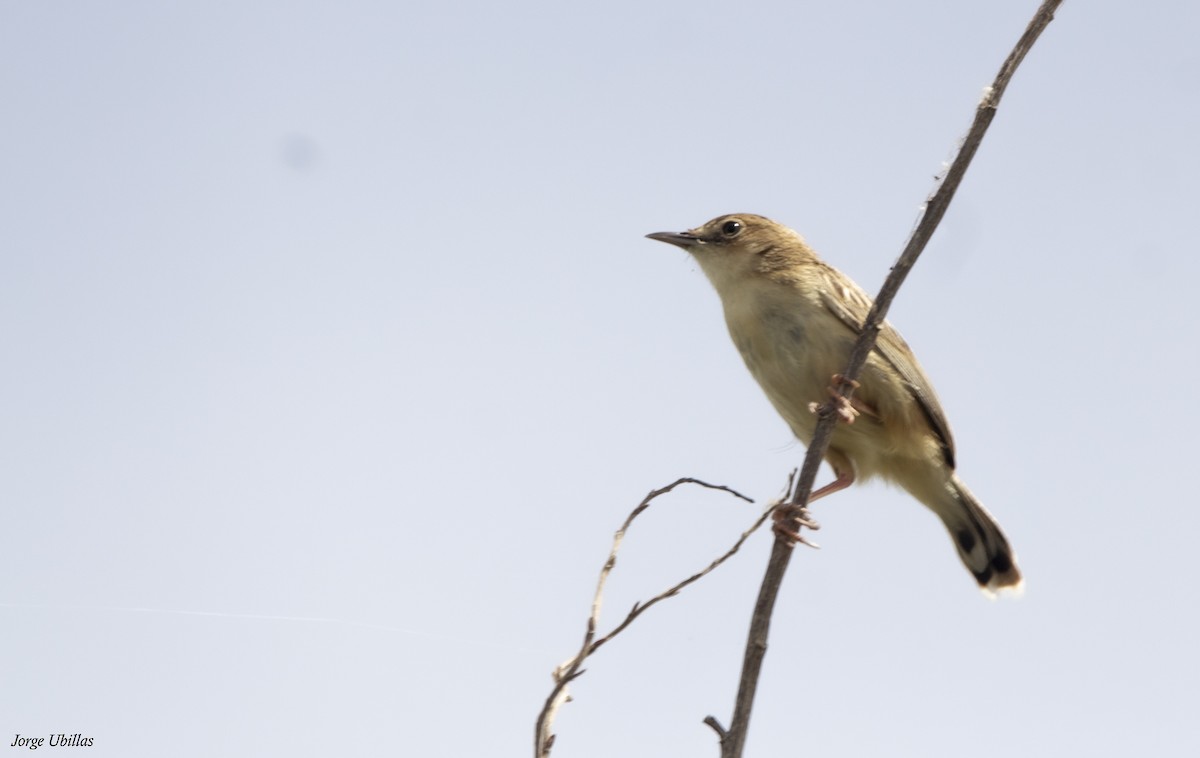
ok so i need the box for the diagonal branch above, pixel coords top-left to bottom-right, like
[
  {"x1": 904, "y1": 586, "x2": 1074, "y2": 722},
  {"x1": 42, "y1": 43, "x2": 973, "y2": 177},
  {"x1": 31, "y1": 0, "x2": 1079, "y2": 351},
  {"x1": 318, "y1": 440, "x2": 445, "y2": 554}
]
[{"x1": 713, "y1": 3, "x2": 1064, "y2": 756}]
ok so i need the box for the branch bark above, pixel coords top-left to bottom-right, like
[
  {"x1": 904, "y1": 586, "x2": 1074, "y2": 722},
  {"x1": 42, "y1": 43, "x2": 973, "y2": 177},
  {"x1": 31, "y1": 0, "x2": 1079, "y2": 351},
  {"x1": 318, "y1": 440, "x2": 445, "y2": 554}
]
[{"x1": 713, "y1": 3, "x2": 1064, "y2": 756}]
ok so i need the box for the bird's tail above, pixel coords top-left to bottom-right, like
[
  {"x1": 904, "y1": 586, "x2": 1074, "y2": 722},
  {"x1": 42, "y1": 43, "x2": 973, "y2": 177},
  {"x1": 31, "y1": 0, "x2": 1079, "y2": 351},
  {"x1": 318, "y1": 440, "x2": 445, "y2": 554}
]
[{"x1": 939, "y1": 475, "x2": 1023, "y2": 596}]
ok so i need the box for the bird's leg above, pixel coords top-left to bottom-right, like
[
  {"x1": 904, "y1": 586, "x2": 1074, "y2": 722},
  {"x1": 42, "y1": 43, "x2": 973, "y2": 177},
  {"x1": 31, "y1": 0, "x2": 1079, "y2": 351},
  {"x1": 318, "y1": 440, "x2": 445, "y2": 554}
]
[
  {"x1": 808, "y1": 464, "x2": 855, "y2": 503},
  {"x1": 772, "y1": 464, "x2": 856, "y2": 546}
]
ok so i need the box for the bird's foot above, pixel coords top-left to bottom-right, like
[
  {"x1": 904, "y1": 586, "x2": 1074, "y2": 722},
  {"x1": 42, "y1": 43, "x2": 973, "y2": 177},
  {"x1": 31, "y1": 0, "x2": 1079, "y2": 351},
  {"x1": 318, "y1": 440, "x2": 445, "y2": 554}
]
[
  {"x1": 771, "y1": 505, "x2": 821, "y2": 548},
  {"x1": 808, "y1": 374, "x2": 878, "y2": 424}
]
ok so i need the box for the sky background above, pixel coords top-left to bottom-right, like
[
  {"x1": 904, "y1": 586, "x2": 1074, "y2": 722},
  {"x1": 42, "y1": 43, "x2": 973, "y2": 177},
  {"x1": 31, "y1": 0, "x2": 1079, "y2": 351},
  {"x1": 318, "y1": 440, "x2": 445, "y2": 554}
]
[{"x1": 3, "y1": 1, "x2": 1198, "y2": 756}]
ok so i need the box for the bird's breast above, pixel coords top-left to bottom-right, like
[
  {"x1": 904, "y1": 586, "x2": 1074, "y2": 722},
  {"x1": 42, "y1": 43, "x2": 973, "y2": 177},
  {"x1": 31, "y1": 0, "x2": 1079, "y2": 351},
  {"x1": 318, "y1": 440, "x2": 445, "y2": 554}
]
[{"x1": 721, "y1": 285, "x2": 852, "y2": 443}]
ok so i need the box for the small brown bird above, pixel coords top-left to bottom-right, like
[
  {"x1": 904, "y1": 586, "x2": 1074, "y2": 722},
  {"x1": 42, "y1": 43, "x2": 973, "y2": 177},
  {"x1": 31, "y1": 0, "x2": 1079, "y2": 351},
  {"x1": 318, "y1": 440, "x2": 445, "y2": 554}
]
[{"x1": 647, "y1": 214, "x2": 1022, "y2": 595}]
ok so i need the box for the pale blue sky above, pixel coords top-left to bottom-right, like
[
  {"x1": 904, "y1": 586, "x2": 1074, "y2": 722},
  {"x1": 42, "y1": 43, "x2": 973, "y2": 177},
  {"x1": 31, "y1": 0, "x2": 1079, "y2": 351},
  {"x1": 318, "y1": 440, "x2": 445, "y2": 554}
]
[{"x1": 3, "y1": 1, "x2": 1198, "y2": 756}]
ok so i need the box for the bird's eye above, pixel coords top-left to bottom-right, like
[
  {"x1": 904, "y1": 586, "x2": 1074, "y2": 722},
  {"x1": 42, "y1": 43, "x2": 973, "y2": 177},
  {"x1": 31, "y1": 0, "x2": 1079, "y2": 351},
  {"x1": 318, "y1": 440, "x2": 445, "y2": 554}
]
[{"x1": 721, "y1": 220, "x2": 743, "y2": 237}]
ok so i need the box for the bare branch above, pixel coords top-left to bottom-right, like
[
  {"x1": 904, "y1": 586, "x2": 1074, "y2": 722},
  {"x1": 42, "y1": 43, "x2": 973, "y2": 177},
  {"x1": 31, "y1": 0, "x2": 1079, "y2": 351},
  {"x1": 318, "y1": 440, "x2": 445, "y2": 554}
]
[
  {"x1": 717, "y1": 3, "x2": 1064, "y2": 756},
  {"x1": 535, "y1": 478, "x2": 755, "y2": 758},
  {"x1": 588, "y1": 500, "x2": 772, "y2": 657}
]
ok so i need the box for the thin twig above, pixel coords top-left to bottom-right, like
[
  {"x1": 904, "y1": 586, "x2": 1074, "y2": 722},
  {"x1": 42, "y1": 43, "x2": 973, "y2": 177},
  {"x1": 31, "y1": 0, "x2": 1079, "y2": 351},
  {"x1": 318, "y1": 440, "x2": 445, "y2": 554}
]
[
  {"x1": 717, "y1": 3, "x2": 1064, "y2": 756},
  {"x1": 589, "y1": 504, "x2": 771, "y2": 657},
  {"x1": 535, "y1": 478, "x2": 755, "y2": 758}
]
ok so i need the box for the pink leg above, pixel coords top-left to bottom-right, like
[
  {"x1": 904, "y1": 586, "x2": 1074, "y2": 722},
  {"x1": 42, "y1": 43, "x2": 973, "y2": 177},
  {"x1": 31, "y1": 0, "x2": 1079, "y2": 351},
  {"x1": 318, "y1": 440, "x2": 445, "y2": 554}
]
[{"x1": 808, "y1": 464, "x2": 855, "y2": 503}]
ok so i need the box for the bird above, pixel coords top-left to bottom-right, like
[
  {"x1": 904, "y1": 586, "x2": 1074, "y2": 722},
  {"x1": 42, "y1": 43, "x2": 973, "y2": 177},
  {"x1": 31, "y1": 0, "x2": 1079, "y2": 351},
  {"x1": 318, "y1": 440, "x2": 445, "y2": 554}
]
[{"x1": 647, "y1": 213, "x2": 1022, "y2": 595}]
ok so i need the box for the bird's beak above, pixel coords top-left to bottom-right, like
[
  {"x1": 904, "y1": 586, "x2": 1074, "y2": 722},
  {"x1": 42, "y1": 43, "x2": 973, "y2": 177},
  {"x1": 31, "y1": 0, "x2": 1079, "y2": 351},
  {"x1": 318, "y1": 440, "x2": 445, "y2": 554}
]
[{"x1": 645, "y1": 230, "x2": 700, "y2": 248}]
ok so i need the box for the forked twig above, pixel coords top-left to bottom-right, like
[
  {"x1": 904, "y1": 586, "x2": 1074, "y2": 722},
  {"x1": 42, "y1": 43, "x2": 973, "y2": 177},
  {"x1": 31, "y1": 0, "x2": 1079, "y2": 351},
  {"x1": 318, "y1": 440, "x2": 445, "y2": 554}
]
[{"x1": 535, "y1": 478, "x2": 757, "y2": 758}]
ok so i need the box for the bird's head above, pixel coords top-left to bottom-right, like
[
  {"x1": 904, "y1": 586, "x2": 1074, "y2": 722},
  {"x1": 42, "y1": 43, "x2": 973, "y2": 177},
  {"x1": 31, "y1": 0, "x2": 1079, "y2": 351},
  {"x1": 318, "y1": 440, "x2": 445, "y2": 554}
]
[{"x1": 647, "y1": 213, "x2": 813, "y2": 292}]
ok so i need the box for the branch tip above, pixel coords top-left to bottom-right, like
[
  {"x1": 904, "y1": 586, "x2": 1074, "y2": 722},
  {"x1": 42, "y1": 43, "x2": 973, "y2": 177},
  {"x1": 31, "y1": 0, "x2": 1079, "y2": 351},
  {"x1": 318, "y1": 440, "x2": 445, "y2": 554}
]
[{"x1": 704, "y1": 716, "x2": 728, "y2": 740}]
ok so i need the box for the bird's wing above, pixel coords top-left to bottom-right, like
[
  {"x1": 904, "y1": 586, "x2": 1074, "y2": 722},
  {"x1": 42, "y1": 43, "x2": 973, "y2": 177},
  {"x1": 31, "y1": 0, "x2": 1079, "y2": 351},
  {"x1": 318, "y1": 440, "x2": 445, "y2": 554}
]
[{"x1": 816, "y1": 268, "x2": 956, "y2": 467}]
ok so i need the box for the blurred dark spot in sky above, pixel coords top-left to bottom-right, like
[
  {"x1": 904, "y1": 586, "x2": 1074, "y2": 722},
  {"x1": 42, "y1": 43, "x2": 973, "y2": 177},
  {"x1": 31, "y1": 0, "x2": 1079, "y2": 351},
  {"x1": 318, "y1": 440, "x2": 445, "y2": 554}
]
[{"x1": 281, "y1": 134, "x2": 319, "y2": 171}]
